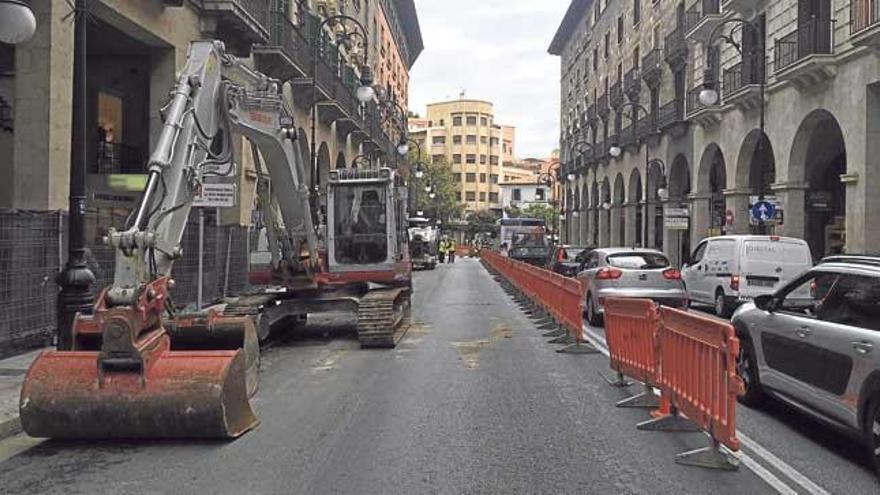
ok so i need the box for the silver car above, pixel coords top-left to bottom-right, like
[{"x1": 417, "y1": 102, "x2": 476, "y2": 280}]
[
  {"x1": 732, "y1": 256, "x2": 880, "y2": 473},
  {"x1": 577, "y1": 248, "x2": 687, "y2": 326}
]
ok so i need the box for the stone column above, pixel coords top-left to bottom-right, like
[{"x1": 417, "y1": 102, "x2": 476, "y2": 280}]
[
  {"x1": 724, "y1": 188, "x2": 752, "y2": 235},
  {"x1": 598, "y1": 207, "x2": 610, "y2": 247},
  {"x1": 9, "y1": 0, "x2": 75, "y2": 210},
  {"x1": 624, "y1": 202, "x2": 637, "y2": 247},
  {"x1": 690, "y1": 193, "x2": 712, "y2": 247},
  {"x1": 772, "y1": 182, "x2": 808, "y2": 239}
]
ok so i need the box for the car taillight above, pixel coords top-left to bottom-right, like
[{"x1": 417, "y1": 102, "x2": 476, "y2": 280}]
[
  {"x1": 663, "y1": 268, "x2": 682, "y2": 280},
  {"x1": 596, "y1": 268, "x2": 623, "y2": 280},
  {"x1": 770, "y1": 236, "x2": 780, "y2": 241},
  {"x1": 730, "y1": 275, "x2": 740, "y2": 291}
]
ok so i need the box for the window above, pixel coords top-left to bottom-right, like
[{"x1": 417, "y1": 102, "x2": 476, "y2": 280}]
[
  {"x1": 513, "y1": 189, "x2": 522, "y2": 201},
  {"x1": 466, "y1": 173, "x2": 476, "y2": 182},
  {"x1": 453, "y1": 115, "x2": 462, "y2": 126},
  {"x1": 617, "y1": 16, "x2": 624, "y2": 43},
  {"x1": 490, "y1": 156, "x2": 499, "y2": 165},
  {"x1": 480, "y1": 117, "x2": 488, "y2": 126},
  {"x1": 503, "y1": 143, "x2": 508, "y2": 153},
  {"x1": 776, "y1": 273, "x2": 880, "y2": 332},
  {"x1": 453, "y1": 173, "x2": 462, "y2": 182},
  {"x1": 480, "y1": 155, "x2": 487, "y2": 165},
  {"x1": 593, "y1": 48, "x2": 599, "y2": 70},
  {"x1": 466, "y1": 191, "x2": 476, "y2": 201},
  {"x1": 633, "y1": 46, "x2": 640, "y2": 70},
  {"x1": 466, "y1": 135, "x2": 477, "y2": 145},
  {"x1": 466, "y1": 154, "x2": 476, "y2": 164},
  {"x1": 466, "y1": 115, "x2": 477, "y2": 126},
  {"x1": 456, "y1": 191, "x2": 462, "y2": 201},
  {"x1": 479, "y1": 192, "x2": 486, "y2": 201},
  {"x1": 479, "y1": 173, "x2": 487, "y2": 183},
  {"x1": 633, "y1": 0, "x2": 640, "y2": 25},
  {"x1": 604, "y1": 32, "x2": 610, "y2": 58},
  {"x1": 453, "y1": 154, "x2": 462, "y2": 164},
  {"x1": 490, "y1": 137, "x2": 499, "y2": 146},
  {"x1": 439, "y1": 119, "x2": 445, "y2": 126},
  {"x1": 432, "y1": 136, "x2": 445, "y2": 145},
  {"x1": 481, "y1": 136, "x2": 488, "y2": 144},
  {"x1": 490, "y1": 174, "x2": 499, "y2": 184},
  {"x1": 536, "y1": 188, "x2": 545, "y2": 201},
  {"x1": 452, "y1": 135, "x2": 464, "y2": 145},
  {"x1": 489, "y1": 192, "x2": 499, "y2": 203},
  {"x1": 432, "y1": 154, "x2": 444, "y2": 163}
]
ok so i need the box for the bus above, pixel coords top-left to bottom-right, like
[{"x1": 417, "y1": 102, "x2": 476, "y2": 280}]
[{"x1": 499, "y1": 218, "x2": 549, "y2": 265}]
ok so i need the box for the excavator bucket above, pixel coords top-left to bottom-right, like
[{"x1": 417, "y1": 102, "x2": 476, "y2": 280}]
[
  {"x1": 167, "y1": 312, "x2": 260, "y2": 397},
  {"x1": 19, "y1": 278, "x2": 259, "y2": 440}
]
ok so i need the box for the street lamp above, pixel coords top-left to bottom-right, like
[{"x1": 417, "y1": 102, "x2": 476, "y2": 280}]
[
  {"x1": 414, "y1": 162, "x2": 425, "y2": 179},
  {"x1": 310, "y1": 14, "x2": 372, "y2": 215},
  {"x1": 0, "y1": 0, "x2": 36, "y2": 45},
  {"x1": 396, "y1": 135, "x2": 409, "y2": 156},
  {"x1": 644, "y1": 158, "x2": 668, "y2": 248},
  {"x1": 609, "y1": 143, "x2": 623, "y2": 158}
]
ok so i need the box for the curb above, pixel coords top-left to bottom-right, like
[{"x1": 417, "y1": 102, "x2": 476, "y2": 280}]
[{"x1": 0, "y1": 415, "x2": 22, "y2": 441}]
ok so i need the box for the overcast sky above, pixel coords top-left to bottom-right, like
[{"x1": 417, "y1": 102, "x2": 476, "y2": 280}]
[{"x1": 408, "y1": 0, "x2": 570, "y2": 160}]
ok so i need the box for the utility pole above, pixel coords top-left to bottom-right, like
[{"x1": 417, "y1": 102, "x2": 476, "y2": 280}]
[{"x1": 56, "y1": 0, "x2": 95, "y2": 350}]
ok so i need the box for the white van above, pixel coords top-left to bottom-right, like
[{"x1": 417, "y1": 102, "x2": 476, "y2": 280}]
[{"x1": 682, "y1": 236, "x2": 813, "y2": 316}]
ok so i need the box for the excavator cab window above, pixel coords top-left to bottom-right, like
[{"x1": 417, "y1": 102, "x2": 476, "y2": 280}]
[{"x1": 334, "y1": 185, "x2": 389, "y2": 264}]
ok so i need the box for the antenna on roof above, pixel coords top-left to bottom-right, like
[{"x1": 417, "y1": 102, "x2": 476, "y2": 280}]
[{"x1": 459, "y1": 89, "x2": 466, "y2": 99}]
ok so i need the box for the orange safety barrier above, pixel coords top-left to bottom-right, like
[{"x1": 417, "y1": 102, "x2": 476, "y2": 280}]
[
  {"x1": 603, "y1": 298, "x2": 660, "y2": 386},
  {"x1": 654, "y1": 307, "x2": 744, "y2": 454},
  {"x1": 481, "y1": 250, "x2": 587, "y2": 348}
]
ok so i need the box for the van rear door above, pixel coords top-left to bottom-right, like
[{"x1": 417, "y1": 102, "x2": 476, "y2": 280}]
[
  {"x1": 781, "y1": 240, "x2": 813, "y2": 284},
  {"x1": 740, "y1": 239, "x2": 785, "y2": 297}
]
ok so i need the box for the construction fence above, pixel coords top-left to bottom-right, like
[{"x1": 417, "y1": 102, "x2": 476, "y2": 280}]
[{"x1": 0, "y1": 208, "x2": 255, "y2": 358}]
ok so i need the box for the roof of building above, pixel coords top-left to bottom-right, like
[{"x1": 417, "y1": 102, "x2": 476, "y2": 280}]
[
  {"x1": 500, "y1": 179, "x2": 546, "y2": 187},
  {"x1": 548, "y1": 0, "x2": 593, "y2": 56},
  {"x1": 394, "y1": 0, "x2": 424, "y2": 68}
]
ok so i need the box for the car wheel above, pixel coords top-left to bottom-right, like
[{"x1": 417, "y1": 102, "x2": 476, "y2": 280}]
[
  {"x1": 715, "y1": 289, "x2": 731, "y2": 318},
  {"x1": 586, "y1": 294, "x2": 603, "y2": 327},
  {"x1": 735, "y1": 336, "x2": 765, "y2": 407},
  {"x1": 865, "y1": 395, "x2": 880, "y2": 475}
]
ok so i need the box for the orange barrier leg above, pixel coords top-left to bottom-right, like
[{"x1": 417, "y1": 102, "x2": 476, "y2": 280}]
[
  {"x1": 616, "y1": 382, "x2": 661, "y2": 409},
  {"x1": 676, "y1": 438, "x2": 740, "y2": 471},
  {"x1": 636, "y1": 396, "x2": 701, "y2": 432}
]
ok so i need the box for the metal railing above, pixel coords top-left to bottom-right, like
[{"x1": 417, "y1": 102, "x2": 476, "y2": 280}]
[
  {"x1": 774, "y1": 17, "x2": 835, "y2": 72},
  {"x1": 657, "y1": 99, "x2": 684, "y2": 128},
  {"x1": 685, "y1": 0, "x2": 721, "y2": 33},
  {"x1": 687, "y1": 86, "x2": 707, "y2": 114},
  {"x1": 664, "y1": 26, "x2": 688, "y2": 62},
  {"x1": 722, "y1": 58, "x2": 764, "y2": 96},
  {"x1": 94, "y1": 143, "x2": 146, "y2": 175},
  {"x1": 851, "y1": 0, "x2": 880, "y2": 33},
  {"x1": 624, "y1": 68, "x2": 642, "y2": 96},
  {"x1": 203, "y1": 0, "x2": 269, "y2": 32}
]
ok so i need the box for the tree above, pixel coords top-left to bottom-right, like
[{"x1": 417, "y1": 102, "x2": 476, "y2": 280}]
[
  {"x1": 466, "y1": 209, "x2": 500, "y2": 235},
  {"x1": 405, "y1": 151, "x2": 463, "y2": 222}
]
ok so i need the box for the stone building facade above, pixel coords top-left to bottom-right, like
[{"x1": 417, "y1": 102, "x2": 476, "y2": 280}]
[
  {"x1": 0, "y1": 0, "x2": 422, "y2": 227},
  {"x1": 551, "y1": 0, "x2": 880, "y2": 263}
]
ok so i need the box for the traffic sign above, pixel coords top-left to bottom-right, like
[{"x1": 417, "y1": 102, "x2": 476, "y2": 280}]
[
  {"x1": 194, "y1": 183, "x2": 236, "y2": 208},
  {"x1": 664, "y1": 207, "x2": 689, "y2": 217},
  {"x1": 751, "y1": 200, "x2": 776, "y2": 222},
  {"x1": 665, "y1": 217, "x2": 689, "y2": 230}
]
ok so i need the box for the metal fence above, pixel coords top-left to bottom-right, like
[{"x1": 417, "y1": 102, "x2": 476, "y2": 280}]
[{"x1": 0, "y1": 208, "x2": 253, "y2": 358}]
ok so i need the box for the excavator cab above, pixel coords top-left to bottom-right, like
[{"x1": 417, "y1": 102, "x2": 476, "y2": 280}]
[{"x1": 326, "y1": 168, "x2": 408, "y2": 275}]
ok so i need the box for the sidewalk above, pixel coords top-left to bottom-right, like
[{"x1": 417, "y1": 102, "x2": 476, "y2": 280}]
[{"x1": 0, "y1": 348, "x2": 47, "y2": 441}]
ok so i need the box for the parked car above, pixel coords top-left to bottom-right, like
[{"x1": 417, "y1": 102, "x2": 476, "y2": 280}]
[
  {"x1": 731, "y1": 255, "x2": 880, "y2": 473},
  {"x1": 546, "y1": 245, "x2": 593, "y2": 277},
  {"x1": 577, "y1": 248, "x2": 687, "y2": 326},
  {"x1": 682, "y1": 235, "x2": 813, "y2": 317},
  {"x1": 508, "y1": 231, "x2": 550, "y2": 266}
]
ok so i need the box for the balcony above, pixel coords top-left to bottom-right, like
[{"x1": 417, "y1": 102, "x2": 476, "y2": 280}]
[
  {"x1": 199, "y1": 0, "x2": 270, "y2": 56},
  {"x1": 774, "y1": 17, "x2": 837, "y2": 89},
  {"x1": 664, "y1": 26, "x2": 688, "y2": 70},
  {"x1": 657, "y1": 98, "x2": 687, "y2": 135},
  {"x1": 623, "y1": 68, "x2": 642, "y2": 101},
  {"x1": 851, "y1": 0, "x2": 880, "y2": 48},
  {"x1": 722, "y1": 59, "x2": 764, "y2": 110},
  {"x1": 685, "y1": 0, "x2": 723, "y2": 43},
  {"x1": 722, "y1": 0, "x2": 761, "y2": 18},
  {"x1": 610, "y1": 81, "x2": 624, "y2": 109},
  {"x1": 641, "y1": 48, "x2": 664, "y2": 87},
  {"x1": 687, "y1": 86, "x2": 722, "y2": 127},
  {"x1": 618, "y1": 124, "x2": 637, "y2": 150},
  {"x1": 253, "y1": 12, "x2": 311, "y2": 81}
]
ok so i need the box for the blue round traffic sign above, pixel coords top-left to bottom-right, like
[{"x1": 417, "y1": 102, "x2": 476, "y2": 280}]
[{"x1": 751, "y1": 201, "x2": 776, "y2": 222}]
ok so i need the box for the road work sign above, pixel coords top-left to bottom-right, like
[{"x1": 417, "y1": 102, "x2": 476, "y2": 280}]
[{"x1": 194, "y1": 183, "x2": 236, "y2": 208}]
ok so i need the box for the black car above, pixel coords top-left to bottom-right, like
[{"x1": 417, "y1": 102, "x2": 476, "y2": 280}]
[{"x1": 546, "y1": 245, "x2": 593, "y2": 277}]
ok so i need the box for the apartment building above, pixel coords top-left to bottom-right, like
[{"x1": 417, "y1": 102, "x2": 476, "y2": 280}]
[
  {"x1": 551, "y1": 0, "x2": 880, "y2": 262},
  {"x1": 410, "y1": 99, "x2": 516, "y2": 214},
  {"x1": 0, "y1": 0, "x2": 421, "y2": 228}
]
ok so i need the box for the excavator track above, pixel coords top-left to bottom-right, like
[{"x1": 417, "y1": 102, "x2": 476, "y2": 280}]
[{"x1": 357, "y1": 288, "x2": 412, "y2": 348}]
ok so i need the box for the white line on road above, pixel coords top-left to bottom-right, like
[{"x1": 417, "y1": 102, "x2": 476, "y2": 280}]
[{"x1": 581, "y1": 323, "x2": 829, "y2": 495}]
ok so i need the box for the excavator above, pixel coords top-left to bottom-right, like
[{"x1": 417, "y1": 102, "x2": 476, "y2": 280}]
[{"x1": 19, "y1": 40, "x2": 412, "y2": 440}]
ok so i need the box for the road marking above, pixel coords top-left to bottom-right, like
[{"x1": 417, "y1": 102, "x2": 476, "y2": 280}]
[
  {"x1": 0, "y1": 433, "x2": 43, "y2": 464},
  {"x1": 739, "y1": 433, "x2": 831, "y2": 495},
  {"x1": 581, "y1": 322, "x2": 830, "y2": 495}
]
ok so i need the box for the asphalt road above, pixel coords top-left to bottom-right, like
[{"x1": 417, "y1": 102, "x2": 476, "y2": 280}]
[{"x1": 0, "y1": 258, "x2": 874, "y2": 493}]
